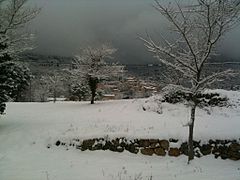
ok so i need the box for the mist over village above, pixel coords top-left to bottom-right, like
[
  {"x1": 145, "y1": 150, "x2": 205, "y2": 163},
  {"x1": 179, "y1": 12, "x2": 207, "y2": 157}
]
[{"x1": 1, "y1": 0, "x2": 240, "y2": 180}]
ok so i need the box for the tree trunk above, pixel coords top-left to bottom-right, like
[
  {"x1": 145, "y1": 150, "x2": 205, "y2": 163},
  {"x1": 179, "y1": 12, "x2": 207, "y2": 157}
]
[
  {"x1": 29, "y1": 79, "x2": 32, "y2": 102},
  {"x1": 188, "y1": 105, "x2": 196, "y2": 163},
  {"x1": 53, "y1": 89, "x2": 56, "y2": 103},
  {"x1": 88, "y1": 76, "x2": 98, "y2": 104},
  {"x1": 78, "y1": 95, "x2": 82, "y2": 101},
  {"x1": 91, "y1": 90, "x2": 96, "y2": 104},
  {"x1": 40, "y1": 94, "x2": 45, "y2": 102}
]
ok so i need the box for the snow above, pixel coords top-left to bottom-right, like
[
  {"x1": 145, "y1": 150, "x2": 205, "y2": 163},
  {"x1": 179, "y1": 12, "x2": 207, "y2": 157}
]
[
  {"x1": 1, "y1": 149, "x2": 239, "y2": 180},
  {"x1": 47, "y1": 97, "x2": 67, "y2": 101},
  {"x1": 0, "y1": 89, "x2": 240, "y2": 179},
  {"x1": 103, "y1": 94, "x2": 116, "y2": 97}
]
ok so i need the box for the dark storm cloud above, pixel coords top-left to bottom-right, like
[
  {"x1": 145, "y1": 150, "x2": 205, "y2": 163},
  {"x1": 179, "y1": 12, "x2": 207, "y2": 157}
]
[{"x1": 28, "y1": 0, "x2": 240, "y2": 64}]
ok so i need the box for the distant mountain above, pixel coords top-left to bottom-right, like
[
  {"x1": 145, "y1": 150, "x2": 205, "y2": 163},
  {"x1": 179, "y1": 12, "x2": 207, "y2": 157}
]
[
  {"x1": 20, "y1": 53, "x2": 73, "y2": 64},
  {"x1": 19, "y1": 53, "x2": 240, "y2": 89}
]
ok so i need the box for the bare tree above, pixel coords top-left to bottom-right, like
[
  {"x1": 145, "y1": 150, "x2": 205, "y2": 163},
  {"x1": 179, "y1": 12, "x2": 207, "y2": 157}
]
[
  {"x1": 0, "y1": 0, "x2": 40, "y2": 56},
  {"x1": 72, "y1": 44, "x2": 124, "y2": 104},
  {"x1": 141, "y1": 0, "x2": 240, "y2": 163}
]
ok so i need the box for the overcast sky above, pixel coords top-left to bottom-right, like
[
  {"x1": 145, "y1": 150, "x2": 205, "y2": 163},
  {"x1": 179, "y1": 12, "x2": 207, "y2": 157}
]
[{"x1": 28, "y1": 0, "x2": 240, "y2": 64}]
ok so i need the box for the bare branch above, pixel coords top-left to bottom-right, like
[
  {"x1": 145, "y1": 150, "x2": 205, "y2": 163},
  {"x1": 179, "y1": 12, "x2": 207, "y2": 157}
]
[
  {"x1": 142, "y1": 0, "x2": 240, "y2": 96},
  {"x1": 0, "y1": 0, "x2": 41, "y2": 58}
]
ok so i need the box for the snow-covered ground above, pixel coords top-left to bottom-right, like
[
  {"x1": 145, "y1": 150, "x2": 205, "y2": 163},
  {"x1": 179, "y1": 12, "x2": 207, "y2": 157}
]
[{"x1": 0, "y1": 90, "x2": 240, "y2": 180}]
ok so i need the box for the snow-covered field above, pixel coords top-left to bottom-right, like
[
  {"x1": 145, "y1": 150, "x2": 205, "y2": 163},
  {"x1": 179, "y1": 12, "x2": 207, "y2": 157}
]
[{"x1": 0, "y1": 90, "x2": 240, "y2": 180}]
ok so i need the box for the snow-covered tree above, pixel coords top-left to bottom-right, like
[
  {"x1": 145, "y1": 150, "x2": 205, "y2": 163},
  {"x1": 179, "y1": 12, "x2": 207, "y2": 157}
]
[
  {"x1": 0, "y1": 0, "x2": 40, "y2": 114},
  {"x1": 0, "y1": 0, "x2": 39, "y2": 57},
  {"x1": 32, "y1": 72, "x2": 64, "y2": 103},
  {"x1": 141, "y1": 0, "x2": 240, "y2": 162},
  {"x1": 72, "y1": 44, "x2": 124, "y2": 104},
  {"x1": 46, "y1": 72, "x2": 64, "y2": 103},
  {"x1": 32, "y1": 75, "x2": 50, "y2": 102},
  {"x1": 63, "y1": 68, "x2": 89, "y2": 101},
  {"x1": 71, "y1": 82, "x2": 90, "y2": 101},
  {"x1": 0, "y1": 61, "x2": 31, "y2": 100}
]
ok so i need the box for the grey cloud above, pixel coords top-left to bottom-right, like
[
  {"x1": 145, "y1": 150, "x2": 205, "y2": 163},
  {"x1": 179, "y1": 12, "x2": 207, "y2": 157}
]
[{"x1": 28, "y1": 0, "x2": 240, "y2": 63}]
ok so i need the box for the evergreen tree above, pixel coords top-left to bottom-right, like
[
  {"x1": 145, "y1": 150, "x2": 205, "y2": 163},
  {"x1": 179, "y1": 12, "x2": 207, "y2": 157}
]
[
  {"x1": 0, "y1": 0, "x2": 40, "y2": 114},
  {"x1": 71, "y1": 82, "x2": 90, "y2": 101}
]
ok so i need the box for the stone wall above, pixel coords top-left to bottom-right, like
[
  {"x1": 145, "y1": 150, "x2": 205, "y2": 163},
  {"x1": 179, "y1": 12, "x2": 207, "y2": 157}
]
[{"x1": 54, "y1": 137, "x2": 240, "y2": 161}]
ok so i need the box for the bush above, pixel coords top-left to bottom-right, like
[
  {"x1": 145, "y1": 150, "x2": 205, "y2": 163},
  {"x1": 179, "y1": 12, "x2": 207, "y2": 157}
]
[
  {"x1": 142, "y1": 95, "x2": 163, "y2": 114},
  {"x1": 162, "y1": 91, "x2": 229, "y2": 107}
]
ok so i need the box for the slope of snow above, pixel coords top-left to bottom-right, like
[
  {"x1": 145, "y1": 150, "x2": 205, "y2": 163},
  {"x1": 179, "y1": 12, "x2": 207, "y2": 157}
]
[{"x1": 0, "y1": 90, "x2": 240, "y2": 180}]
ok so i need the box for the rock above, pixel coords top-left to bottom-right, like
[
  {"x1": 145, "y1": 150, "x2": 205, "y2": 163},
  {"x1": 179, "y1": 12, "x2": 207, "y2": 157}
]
[
  {"x1": 103, "y1": 141, "x2": 112, "y2": 150},
  {"x1": 91, "y1": 143, "x2": 103, "y2": 151},
  {"x1": 159, "y1": 140, "x2": 169, "y2": 150},
  {"x1": 228, "y1": 151, "x2": 240, "y2": 161},
  {"x1": 220, "y1": 153, "x2": 228, "y2": 160},
  {"x1": 194, "y1": 148, "x2": 202, "y2": 158},
  {"x1": 213, "y1": 145, "x2": 229, "y2": 160},
  {"x1": 55, "y1": 140, "x2": 61, "y2": 146},
  {"x1": 139, "y1": 139, "x2": 150, "y2": 147},
  {"x1": 119, "y1": 138, "x2": 127, "y2": 148},
  {"x1": 209, "y1": 139, "x2": 216, "y2": 145},
  {"x1": 109, "y1": 143, "x2": 118, "y2": 152},
  {"x1": 212, "y1": 146, "x2": 221, "y2": 157},
  {"x1": 216, "y1": 139, "x2": 229, "y2": 145},
  {"x1": 149, "y1": 139, "x2": 159, "y2": 143},
  {"x1": 168, "y1": 148, "x2": 181, "y2": 157},
  {"x1": 82, "y1": 139, "x2": 95, "y2": 149},
  {"x1": 97, "y1": 138, "x2": 104, "y2": 142},
  {"x1": 180, "y1": 142, "x2": 188, "y2": 156},
  {"x1": 218, "y1": 145, "x2": 228, "y2": 154},
  {"x1": 214, "y1": 153, "x2": 220, "y2": 159},
  {"x1": 116, "y1": 146, "x2": 124, "y2": 153},
  {"x1": 120, "y1": 142, "x2": 127, "y2": 148},
  {"x1": 229, "y1": 143, "x2": 240, "y2": 151},
  {"x1": 141, "y1": 148, "x2": 154, "y2": 156},
  {"x1": 125, "y1": 144, "x2": 139, "y2": 154},
  {"x1": 154, "y1": 148, "x2": 166, "y2": 156},
  {"x1": 149, "y1": 139, "x2": 159, "y2": 148},
  {"x1": 56, "y1": 137, "x2": 240, "y2": 161},
  {"x1": 112, "y1": 139, "x2": 120, "y2": 146},
  {"x1": 200, "y1": 144, "x2": 212, "y2": 155},
  {"x1": 76, "y1": 145, "x2": 81, "y2": 150},
  {"x1": 134, "y1": 139, "x2": 139, "y2": 144},
  {"x1": 81, "y1": 146, "x2": 87, "y2": 151},
  {"x1": 169, "y1": 138, "x2": 178, "y2": 143},
  {"x1": 212, "y1": 146, "x2": 219, "y2": 154},
  {"x1": 150, "y1": 142, "x2": 159, "y2": 148},
  {"x1": 229, "y1": 157, "x2": 240, "y2": 161},
  {"x1": 222, "y1": 140, "x2": 231, "y2": 145},
  {"x1": 193, "y1": 140, "x2": 201, "y2": 148}
]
